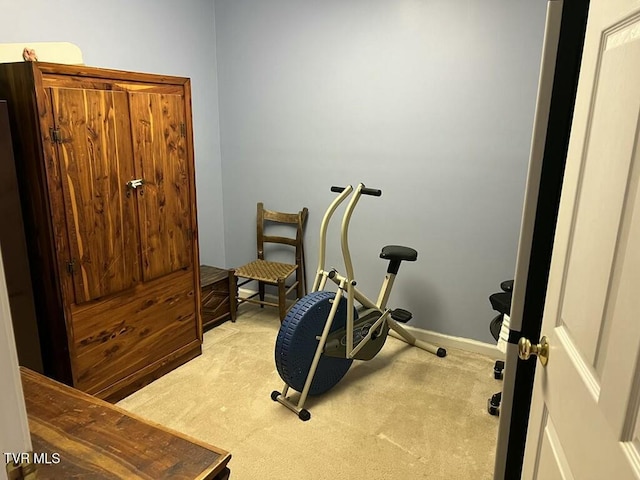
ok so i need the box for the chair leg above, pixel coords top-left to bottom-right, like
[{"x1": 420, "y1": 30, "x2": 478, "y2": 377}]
[
  {"x1": 259, "y1": 281, "x2": 265, "y2": 308},
  {"x1": 296, "y1": 266, "x2": 304, "y2": 299},
  {"x1": 229, "y1": 269, "x2": 238, "y2": 322},
  {"x1": 278, "y1": 277, "x2": 286, "y2": 322},
  {"x1": 300, "y1": 243, "x2": 307, "y2": 295}
]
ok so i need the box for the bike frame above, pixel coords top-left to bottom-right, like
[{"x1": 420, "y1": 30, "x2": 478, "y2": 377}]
[
  {"x1": 274, "y1": 183, "x2": 443, "y2": 419},
  {"x1": 311, "y1": 183, "x2": 396, "y2": 358}
]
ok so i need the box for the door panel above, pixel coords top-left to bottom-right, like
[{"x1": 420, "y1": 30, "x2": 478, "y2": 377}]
[
  {"x1": 129, "y1": 92, "x2": 192, "y2": 281},
  {"x1": 598, "y1": 138, "x2": 640, "y2": 435},
  {"x1": 51, "y1": 87, "x2": 140, "y2": 304},
  {"x1": 536, "y1": 414, "x2": 574, "y2": 480},
  {"x1": 523, "y1": 1, "x2": 640, "y2": 478},
  {"x1": 559, "y1": 22, "x2": 640, "y2": 371}
]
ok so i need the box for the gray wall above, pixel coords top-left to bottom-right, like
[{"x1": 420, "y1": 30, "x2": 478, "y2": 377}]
[
  {"x1": 0, "y1": 0, "x2": 226, "y2": 267},
  {"x1": 0, "y1": 0, "x2": 549, "y2": 343},
  {"x1": 215, "y1": 0, "x2": 548, "y2": 343}
]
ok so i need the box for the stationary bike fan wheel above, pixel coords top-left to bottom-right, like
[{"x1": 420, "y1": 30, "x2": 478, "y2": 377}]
[{"x1": 275, "y1": 291, "x2": 357, "y2": 396}]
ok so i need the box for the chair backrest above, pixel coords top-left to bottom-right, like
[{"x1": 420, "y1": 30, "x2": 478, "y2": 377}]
[{"x1": 257, "y1": 203, "x2": 308, "y2": 266}]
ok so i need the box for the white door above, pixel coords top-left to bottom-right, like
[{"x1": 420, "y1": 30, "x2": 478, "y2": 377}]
[
  {"x1": 522, "y1": 0, "x2": 640, "y2": 478},
  {"x1": 0, "y1": 250, "x2": 32, "y2": 480}
]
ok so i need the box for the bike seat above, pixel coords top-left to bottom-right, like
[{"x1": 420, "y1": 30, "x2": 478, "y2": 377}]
[{"x1": 380, "y1": 245, "x2": 418, "y2": 262}]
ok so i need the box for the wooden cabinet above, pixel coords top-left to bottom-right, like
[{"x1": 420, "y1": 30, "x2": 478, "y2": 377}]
[
  {"x1": 0, "y1": 62, "x2": 202, "y2": 401},
  {"x1": 200, "y1": 265, "x2": 233, "y2": 330}
]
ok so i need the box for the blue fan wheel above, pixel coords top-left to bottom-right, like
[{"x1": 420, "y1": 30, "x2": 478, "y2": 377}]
[{"x1": 275, "y1": 291, "x2": 356, "y2": 396}]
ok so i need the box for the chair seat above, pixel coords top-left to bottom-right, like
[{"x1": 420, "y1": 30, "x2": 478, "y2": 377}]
[
  {"x1": 234, "y1": 259, "x2": 297, "y2": 283},
  {"x1": 231, "y1": 203, "x2": 308, "y2": 323}
]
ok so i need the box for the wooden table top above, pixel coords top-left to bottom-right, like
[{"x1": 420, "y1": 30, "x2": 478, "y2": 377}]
[
  {"x1": 200, "y1": 265, "x2": 229, "y2": 287},
  {"x1": 21, "y1": 368, "x2": 231, "y2": 479}
]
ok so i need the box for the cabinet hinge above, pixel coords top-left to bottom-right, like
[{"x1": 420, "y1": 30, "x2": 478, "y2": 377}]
[
  {"x1": 67, "y1": 259, "x2": 76, "y2": 274},
  {"x1": 180, "y1": 122, "x2": 186, "y2": 137},
  {"x1": 6, "y1": 456, "x2": 37, "y2": 480},
  {"x1": 50, "y1": 128, "x2": 62, "y2": 144}
]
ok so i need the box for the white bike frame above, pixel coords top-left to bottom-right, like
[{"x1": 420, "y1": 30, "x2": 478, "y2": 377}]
[
  {"x1": 313, "y1": 184, "x2": 392, "y2": 357},
  {"x1": 275, "y1": 183, "x2": 443, "y2": 418}
]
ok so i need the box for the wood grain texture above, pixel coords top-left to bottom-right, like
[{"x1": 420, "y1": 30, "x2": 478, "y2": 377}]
[
  {"x1": 182, "y1": 78, "x2": 203, "y2": 342},
  {"x1": 41, "y1": 76, "x2": 186, "y2": 96},
  {"x1": 200, "y1": 266, "x2": 232, "y2": 329},
  {"x1": 71, "y1": 270, "x2": 198, "y2": 393},
  {"x1": 52, "y1": 87, "x2": 141, "y2": 303},
  {"x1": 0, "y1": 62, "x2": 202, "y2": 399},
  {"x1": 130, "y1": 92, "x2": 193, "y2": 281},
  {"x1": 33, "y1": 62, "x2": 191, "y2": 86},
  {"x1": 22, "y1": 368, "x2": 231, "y2": 480},
  {"x1": 0, "y1": 62, "x2": 74, "y2": 383},
  {"x1": 100, "y1": 345, "x2": 202, "y2": 403}
]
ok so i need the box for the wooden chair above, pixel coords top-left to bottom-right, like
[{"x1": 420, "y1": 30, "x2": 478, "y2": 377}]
[{"x1": 230, "y1": 203, "x2": 308, "y2": 322}]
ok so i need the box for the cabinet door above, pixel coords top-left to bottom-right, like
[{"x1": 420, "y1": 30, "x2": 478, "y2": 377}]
[
  {"x1": 129, "y1": 92, "x2": 193, "y2": 281},
  {"x1": 50, "y1": 87, "x2": 141, "y2": 304}
]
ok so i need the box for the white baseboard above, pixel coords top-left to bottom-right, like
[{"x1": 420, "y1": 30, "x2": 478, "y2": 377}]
[{"x1": 237, "y1": 287, "x2": 502, "y2": 358}]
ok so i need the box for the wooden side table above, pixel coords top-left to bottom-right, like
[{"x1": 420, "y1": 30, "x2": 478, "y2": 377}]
[
  {"x1": 200, "y1": 265, "x2": 234, "y2": 330},
  {"x1": 20, "y1": 368, "x2": 231, "y2": 479}
]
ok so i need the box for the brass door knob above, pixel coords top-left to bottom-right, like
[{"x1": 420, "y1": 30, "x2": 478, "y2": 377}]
[{"x1": 518, "y1": 336, "x2": 549, "y2": 366}]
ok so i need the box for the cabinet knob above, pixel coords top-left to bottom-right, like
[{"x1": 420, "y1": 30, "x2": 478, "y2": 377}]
[
  {"x1": 126, "y1": 178, "x2": 145, "y2": 190},
  {"x1": 126, "y1": 179, "x2": 145, "y2": 196}
]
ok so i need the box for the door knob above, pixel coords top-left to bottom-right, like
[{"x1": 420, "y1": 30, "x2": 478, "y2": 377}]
[{"x1": 518, "y1": 336, "x2": 549, "y2": 366}]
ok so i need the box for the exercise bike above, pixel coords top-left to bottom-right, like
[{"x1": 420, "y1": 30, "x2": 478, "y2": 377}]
[{"x1": 271, "y1": 183, "x2": 447, "y2": 421}]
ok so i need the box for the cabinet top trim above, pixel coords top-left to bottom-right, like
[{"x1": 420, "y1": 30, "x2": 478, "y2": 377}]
[{"x1": 1, "y1": 61, "x2": 190, "y2": 86}]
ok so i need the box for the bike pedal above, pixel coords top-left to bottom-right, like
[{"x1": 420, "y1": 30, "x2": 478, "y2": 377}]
[{"x1": 391, "y1": 308, "x2": 412, "y2": 323}]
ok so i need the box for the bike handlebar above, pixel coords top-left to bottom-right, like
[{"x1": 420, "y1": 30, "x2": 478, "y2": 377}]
[
  {"x1": 361, "y1": 187, "x2": 382, "y2": 197},
  {"x1": 331, "y1": 185, "x2": 382, "y2": 196},
  {"x1": 314, "y1": 183, "x2": 383, "y2": 291}
]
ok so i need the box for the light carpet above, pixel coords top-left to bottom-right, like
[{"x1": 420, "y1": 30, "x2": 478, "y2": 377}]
[{"x1": 118, "y1": 305, "x2": 500, "y2": 479}]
